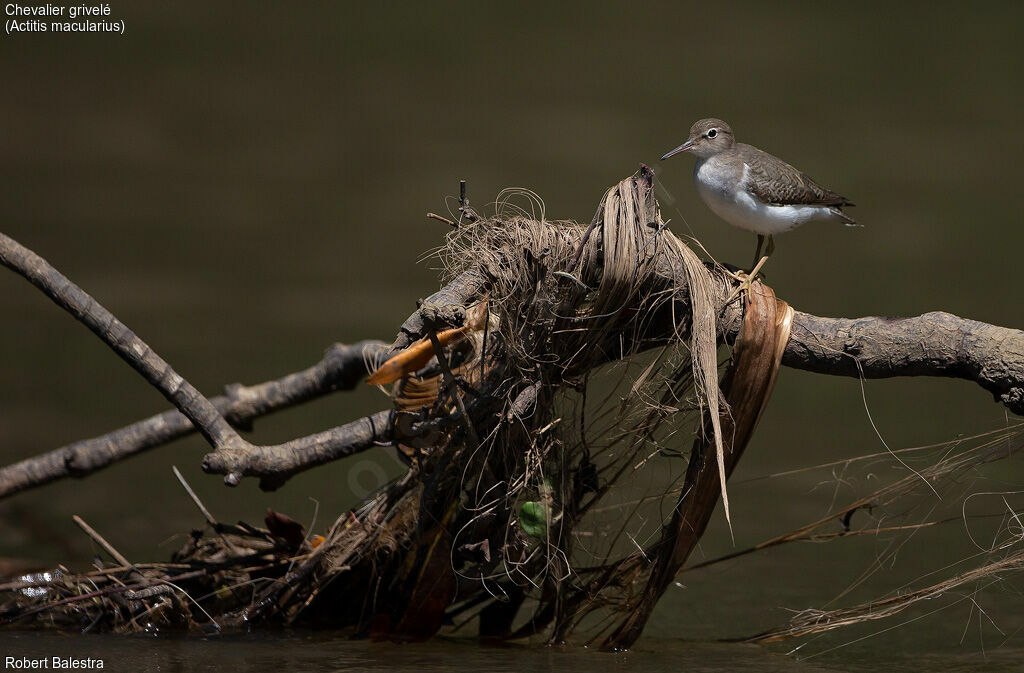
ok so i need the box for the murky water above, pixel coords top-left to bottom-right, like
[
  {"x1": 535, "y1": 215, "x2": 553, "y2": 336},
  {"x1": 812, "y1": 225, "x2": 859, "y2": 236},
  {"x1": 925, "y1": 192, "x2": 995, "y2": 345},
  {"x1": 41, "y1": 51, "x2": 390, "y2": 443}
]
[
  {"x1": 2, "y1": 2, "x2": 1023, "y2": 670},
  {"x1": 2, "y1": 632, "x2": 1023, "y2": 673}
]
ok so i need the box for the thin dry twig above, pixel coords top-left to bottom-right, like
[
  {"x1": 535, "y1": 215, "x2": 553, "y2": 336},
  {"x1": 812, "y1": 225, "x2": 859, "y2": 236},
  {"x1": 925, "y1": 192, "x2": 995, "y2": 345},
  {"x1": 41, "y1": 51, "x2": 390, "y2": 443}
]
[{"x1": 72, "y1": 515, "x2": 131, "y2": 568}]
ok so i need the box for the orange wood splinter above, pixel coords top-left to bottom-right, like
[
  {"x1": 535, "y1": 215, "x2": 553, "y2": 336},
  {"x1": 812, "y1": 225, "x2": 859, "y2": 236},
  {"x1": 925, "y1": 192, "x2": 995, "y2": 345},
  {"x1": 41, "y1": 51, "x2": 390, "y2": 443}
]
[{"x1": 366, "y1": 302, "x2": 487, "y2": 386}]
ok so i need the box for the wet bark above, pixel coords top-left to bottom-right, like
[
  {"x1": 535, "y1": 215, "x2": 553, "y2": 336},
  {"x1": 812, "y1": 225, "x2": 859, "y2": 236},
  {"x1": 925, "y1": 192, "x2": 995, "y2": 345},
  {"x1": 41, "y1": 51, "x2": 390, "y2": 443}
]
[{"x1": 779, "y1": 311, "x2": 1024, "y2": 414}]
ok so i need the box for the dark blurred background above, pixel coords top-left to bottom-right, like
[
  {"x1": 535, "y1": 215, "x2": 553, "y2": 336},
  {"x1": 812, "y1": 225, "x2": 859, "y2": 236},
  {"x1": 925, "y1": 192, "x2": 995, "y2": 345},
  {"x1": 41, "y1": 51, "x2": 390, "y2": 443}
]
[{"x1": 1, "y1": 2, "x2": 1023, "y2": 667}]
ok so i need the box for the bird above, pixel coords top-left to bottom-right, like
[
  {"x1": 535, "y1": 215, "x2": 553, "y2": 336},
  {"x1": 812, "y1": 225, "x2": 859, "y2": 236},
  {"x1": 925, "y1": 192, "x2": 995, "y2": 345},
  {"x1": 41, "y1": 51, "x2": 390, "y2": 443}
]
[{"x1": 661, "y1": 118, "x2": 855, "y2": 291}]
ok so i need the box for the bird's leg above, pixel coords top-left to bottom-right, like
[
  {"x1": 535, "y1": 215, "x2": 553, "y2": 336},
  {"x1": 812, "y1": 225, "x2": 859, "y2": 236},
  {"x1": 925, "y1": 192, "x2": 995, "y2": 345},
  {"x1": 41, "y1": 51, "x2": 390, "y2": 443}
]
[
  {"x1": 750, "y1": 234, "x2": 764, "y2": 273},
  {"x1": 723, "y1": 235, "x2": 767, "y2": 283}
]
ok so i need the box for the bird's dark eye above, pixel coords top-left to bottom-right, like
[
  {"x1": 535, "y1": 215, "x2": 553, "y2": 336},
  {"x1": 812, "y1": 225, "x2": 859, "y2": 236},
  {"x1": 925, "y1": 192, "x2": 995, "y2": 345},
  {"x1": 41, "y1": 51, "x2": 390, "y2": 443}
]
[{"x1": 707, "y1": 129, "x2": 718, "y2": 138}]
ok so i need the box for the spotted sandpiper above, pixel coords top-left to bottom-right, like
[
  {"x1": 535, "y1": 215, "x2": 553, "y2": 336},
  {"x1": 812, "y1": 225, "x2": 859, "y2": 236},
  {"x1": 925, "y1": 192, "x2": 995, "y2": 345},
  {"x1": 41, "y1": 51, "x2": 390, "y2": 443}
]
[{"x1": 661, "y1": 118, "x2": 855, "y2": 289}]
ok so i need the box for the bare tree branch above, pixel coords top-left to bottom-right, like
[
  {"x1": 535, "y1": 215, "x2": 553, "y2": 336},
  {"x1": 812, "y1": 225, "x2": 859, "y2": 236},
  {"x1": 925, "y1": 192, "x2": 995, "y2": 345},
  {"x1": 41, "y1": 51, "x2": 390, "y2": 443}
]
[
  {"x1": 645, "y1": 256, "x2": 1024, "y2": 414},
  {"x1": 0, "y1": 232, "x2": 411, "y2": 490},
  {"x1": 782, "y1": 311, "x2": 1024, "y2": 414},
  {"x1": 0, "y1": 340, "x2": 384, "y2": 499},
  {"x1": 0, "y1": 232, "x2": 245, "y2": 452},
  {"x1": 205, "y1": 410, "x2": 394, "y2": 491},
  {"x1": 714, "y1": 304, "x2": 1024, "y2": 414}
]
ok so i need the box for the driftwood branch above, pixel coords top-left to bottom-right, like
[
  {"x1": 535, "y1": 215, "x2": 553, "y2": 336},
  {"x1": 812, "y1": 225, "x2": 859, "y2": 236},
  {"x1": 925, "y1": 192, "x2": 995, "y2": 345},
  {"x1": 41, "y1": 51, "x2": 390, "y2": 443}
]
[
  {"x1": 782, "y1": 311, "x2": 1024, "y2": 414},
  {"x1": 203, "y1": 409, "x2": 394, "y2": 490},
  {"x1": 0, "y1": 231, "x2": 484, "y2": 499},
  {"x1": 0, "y1": 233, "x2": 246, "y2": 453},
  {"x1": 716, "y1": 304, "x2": 1024, "y2": 414},
  {"x1": 0, "y1": 340, "x2": 384, "y2": 498},
  {"x1": 0, "y1": 232, "x2": 404, "y2": 491},
  {"x1": 0, "y1": 233, "x2": 470, "y2": 491},
  {"x1": 384, "y1": 268, "x2": 488, "y2": 358}
]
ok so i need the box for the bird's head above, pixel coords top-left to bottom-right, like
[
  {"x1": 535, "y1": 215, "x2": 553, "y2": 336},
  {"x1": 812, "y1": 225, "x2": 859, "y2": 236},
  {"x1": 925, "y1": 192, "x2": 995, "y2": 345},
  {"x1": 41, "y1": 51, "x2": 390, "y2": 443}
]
[{"x1": 661, "y1": 118, "x2": 734, "y2": 161}]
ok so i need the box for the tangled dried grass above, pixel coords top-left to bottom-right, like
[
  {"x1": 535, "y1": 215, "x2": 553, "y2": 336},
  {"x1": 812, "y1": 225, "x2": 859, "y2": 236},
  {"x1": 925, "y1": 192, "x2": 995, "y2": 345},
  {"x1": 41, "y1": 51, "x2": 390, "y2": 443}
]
[{"x1": 433, "y1": 168, "x2": 731, "y2": 587}]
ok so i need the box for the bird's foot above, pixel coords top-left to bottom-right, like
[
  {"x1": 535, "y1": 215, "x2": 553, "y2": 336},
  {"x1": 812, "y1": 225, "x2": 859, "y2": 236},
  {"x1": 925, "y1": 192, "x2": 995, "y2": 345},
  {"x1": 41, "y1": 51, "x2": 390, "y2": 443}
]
[
  {"x1": 722, "y1": 267, "x2": 749, "y2": 283},
  {"x1": 724, "y1": 255, "x2": 770, "y2": 303},
  {"x1": 725, "y1": 271, "x2": 754, "y2": 304}
]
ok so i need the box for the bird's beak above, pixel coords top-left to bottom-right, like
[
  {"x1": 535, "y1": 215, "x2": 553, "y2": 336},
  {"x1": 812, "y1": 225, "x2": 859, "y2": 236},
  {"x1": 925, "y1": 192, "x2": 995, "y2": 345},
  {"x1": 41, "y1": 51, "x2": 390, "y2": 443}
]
[{"x1": 661, "y1": 139, "x2": 694, "y2": 160}]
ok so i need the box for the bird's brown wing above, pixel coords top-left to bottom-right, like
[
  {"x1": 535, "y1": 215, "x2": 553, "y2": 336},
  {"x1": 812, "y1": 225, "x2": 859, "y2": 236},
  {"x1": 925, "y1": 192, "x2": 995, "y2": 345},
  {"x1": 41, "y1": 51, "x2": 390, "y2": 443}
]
[{"x1": 738, "y1": 144, "x2": 854, "y2": 207}]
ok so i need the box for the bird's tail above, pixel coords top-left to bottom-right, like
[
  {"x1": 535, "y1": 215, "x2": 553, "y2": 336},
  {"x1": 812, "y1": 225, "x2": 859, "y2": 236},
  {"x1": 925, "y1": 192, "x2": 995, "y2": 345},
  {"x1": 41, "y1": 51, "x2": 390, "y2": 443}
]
[{"x1": 830, "y1": 206, "x2": 859, "y2": 226}]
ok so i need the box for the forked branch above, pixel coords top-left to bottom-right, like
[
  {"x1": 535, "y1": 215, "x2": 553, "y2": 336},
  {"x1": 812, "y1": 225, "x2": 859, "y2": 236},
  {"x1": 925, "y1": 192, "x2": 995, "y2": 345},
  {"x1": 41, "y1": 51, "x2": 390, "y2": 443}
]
[
  {"x1": 0, "y1": 339, "x2": 385, "y2": 498},
  {"x1": 0, "y1": 232, "x2": 397, "y2": 491}
]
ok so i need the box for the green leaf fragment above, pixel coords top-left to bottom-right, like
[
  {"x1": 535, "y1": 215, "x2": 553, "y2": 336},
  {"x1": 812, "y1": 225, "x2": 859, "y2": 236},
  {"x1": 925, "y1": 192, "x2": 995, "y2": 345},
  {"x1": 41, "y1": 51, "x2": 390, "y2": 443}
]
[{"x1": 518, "y1": 501, "x2": 548, "y2": 538}]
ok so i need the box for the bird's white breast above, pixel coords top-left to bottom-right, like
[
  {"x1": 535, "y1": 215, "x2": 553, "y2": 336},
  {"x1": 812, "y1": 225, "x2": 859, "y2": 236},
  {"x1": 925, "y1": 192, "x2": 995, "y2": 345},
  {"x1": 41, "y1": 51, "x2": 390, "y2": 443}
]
[{"x1": 693, "y1": 157, "x2": 838, "y2": 235}]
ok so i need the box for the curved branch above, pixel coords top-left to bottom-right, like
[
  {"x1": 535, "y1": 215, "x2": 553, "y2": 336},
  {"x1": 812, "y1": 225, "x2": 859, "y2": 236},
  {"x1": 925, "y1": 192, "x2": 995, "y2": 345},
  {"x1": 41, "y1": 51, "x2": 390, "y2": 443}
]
[
  {"x1": 0, "y1": 340, "x2": 384, "y2": 499},
  {"x1": 0, "y1": 231, "x2": 397, "y2": 490},
  {"x1": 209, "y1": 410, "x2": 395, "y2": 491},
  {"x1": 781, "y1": 311, "x2": 1024, "y2": 414},
  {"x1": 646, "y1": 265, "x2": 1024, "y2": 414},
  {"x1": 714, "y1": 305, "x2": 1024, "y2": 414},
  {"x1": 0, "y1": 232, "x2": 243, "y2": 451}
]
